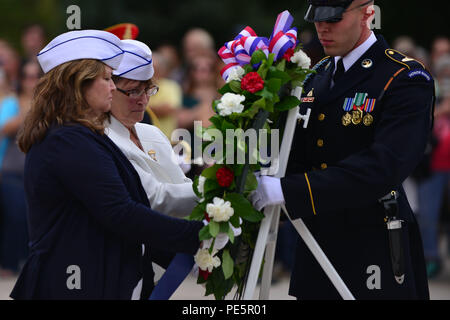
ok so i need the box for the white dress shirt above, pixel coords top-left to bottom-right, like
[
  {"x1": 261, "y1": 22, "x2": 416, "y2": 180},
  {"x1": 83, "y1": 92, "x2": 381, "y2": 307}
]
[{"x1": 332, "y1": 31, "x2": 377, "y2": 83}]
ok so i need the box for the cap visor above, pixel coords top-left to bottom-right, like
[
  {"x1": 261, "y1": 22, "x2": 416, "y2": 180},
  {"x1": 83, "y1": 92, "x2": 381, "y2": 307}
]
[{"x1": 305, "y1": 5, "x2": 346, "y2": 22}]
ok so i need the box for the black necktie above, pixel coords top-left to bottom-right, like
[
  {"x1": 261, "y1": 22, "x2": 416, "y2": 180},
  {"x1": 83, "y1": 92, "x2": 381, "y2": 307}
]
[{"x1": 333, "y1": 58, "x2": 345, "y2": 83}]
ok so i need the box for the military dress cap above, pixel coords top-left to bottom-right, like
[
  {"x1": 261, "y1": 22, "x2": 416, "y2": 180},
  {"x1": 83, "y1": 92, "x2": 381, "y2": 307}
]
[
  {"x1": 113, "y1": 39, "x2": 154, "y2": 81},
  {"x1": 37, "y1": 30, "x2": 124, "y2": 74},
  {"x1": 305, "y1": 0, "x2": 371, "y2": 22}
]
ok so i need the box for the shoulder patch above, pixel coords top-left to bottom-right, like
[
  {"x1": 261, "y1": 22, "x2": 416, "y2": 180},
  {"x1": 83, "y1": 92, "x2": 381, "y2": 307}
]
[
  {"x1": 313, "y1": 56, "x2": 332, "y2": 71},
  {"x1": 303, "y1": 56, "x2": 331, "y2": 86},
  {"x1": 407, "y1": 69, "x2": 432, "y2": 82},
  {"x1": 385, "y1": 49, "x2": 425, "y2": 70}
]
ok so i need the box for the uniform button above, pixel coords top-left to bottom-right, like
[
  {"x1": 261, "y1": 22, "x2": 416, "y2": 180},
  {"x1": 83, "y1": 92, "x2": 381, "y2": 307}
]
[
  {"x1": 318, "y1": 113, "x2": 325, "y2": 121},
  {"x1": 317, "y1": 139, "x2": 324, "y2": 147},
  {"x1": 320, "y1": 163, "x2": 328, "y2": 170}
]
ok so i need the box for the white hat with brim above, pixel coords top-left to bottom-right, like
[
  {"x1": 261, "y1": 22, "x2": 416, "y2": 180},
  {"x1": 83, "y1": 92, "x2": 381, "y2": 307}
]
[
  {"x1": 113, "y1": 39, "x2": 154, "y2": 81},
  {"x1": 37, "y1": 30, "x2": 124, "y2": 74}
]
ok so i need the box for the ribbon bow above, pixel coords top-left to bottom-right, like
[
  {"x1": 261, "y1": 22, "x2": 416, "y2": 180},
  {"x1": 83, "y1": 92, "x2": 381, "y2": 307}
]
[
  {"x1": 218, "y1": 26, "x2": 269, "y2": 81},
  {"x1": 218, "y1": 10, "x2": 298, "y2": 81}
]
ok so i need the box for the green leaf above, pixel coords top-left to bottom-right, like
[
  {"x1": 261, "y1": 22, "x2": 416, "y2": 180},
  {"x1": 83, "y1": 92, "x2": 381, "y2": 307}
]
[
  {"x1": 266, "y1": 78, "x2": 282, "y2": 94},
  {"x1": 241, "y1": 103, "x2": 260, "y2": 119},
  {"x1": 229, "y1": 80, "x2": 242, "y2": 93},
  {"x1": 225, "y1": 193, "x2": 264, "y2": 223},
  {"x1": 201, "y1": 164, "x2": 221, "y2": 179},
  {"x1": 226, "y1": 225, "x2": 235, "y2": 243},
  {"x1": 267, "y1": 69, "x2": 291, "y2": 85},
  {"x1": 253, "y1": 97, "x2": 265, "y2": 108},
  {"x1": 243, "y1": 64, "x2": 254, "y2": 74},
  {"x1": 244, "y1": 171, "x2": 258, "y2": 193},
  {"x1": 257, "y1": 61, "x2": 269, "y2": 79},
  {"x1": 232, "y1": 164, "x2": 245, "y2": 177},
  {"x1": 209, "y1": 220, "x2": 219, "y2": 237},
  {"x1": 209, "y1": 114, "x2": 223, "y2": 129},
  {"x1": 267, "y1": 53, "x2": 275, "y2": 67},
  {"x1": 275, "y1": 96, "x2": 301, "y2": 111},
  {"x1": 221, "y1": 119, "x2": 236, "y2": 131},
  {"x1": 276, "y1": 59, "x2": 286, "y2": 71},
  {"x1": 229, "y1": 212, "x2": 241, "y2": 228},
  {"x1": 192, "y1": 176, "x2": 201, "y2": 198},
  {"x1": 264, "y1": 100, "x2": 274, "y2": 113},
  {"x1": 199, "y1": 225, "x2": 212, "y2": 241},
  {"x1": 218, "y1": 83, "x2": 232, "y2": 95},
  {"x1": 189, "y1": 202, "x2": 206, "y2": 221},
  {"x1": 219, "y1": 221, "x2": 229, "y2": 233},
  {"x1": 255, "y1": 87, "x2": 274, "y2": 101},
  {"x1": 222, "y1": 250, "x2": 234, "y2": 280},
  {"x1": 250, "y1": 49, "x2": 266, "y2": 66},
  {"x1": 204, "y1": 179, "x2": 221, "y2": 198}
]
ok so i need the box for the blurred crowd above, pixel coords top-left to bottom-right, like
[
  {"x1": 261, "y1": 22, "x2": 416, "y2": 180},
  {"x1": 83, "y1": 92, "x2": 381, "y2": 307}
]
[{"x1": 0, "y1": 24, "x2": 449, "y2": 284}]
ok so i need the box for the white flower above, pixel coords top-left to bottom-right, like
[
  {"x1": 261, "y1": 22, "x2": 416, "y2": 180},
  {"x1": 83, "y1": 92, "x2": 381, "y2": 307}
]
[
  {"x1": 206, "y1": 197, "x2": 234, "y2": 222},
  {"x1": 217, "y1": 93, "x2": 245, "y2": 117},
  {"x1": 291, "y1": 50, "x2": 311, "y2": 69},
  {"x1": 197, "y1": 175, "x2": 206, "y2": 195},
  {"x1": 226, "y1": 66, "x2": 245, "y2": 83},
  {"x1": 194, "y1": 248, "x2": 221, "y2": 272},
  {"x1": 203, "y1": 220, "x2": 243, "y2": 250}
]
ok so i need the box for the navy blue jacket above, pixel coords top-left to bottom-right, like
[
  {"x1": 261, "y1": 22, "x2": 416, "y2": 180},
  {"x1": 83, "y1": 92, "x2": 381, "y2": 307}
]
[
  {"x1": 282, "y1": 35, "x2": 434, "y2": 299},
  {"x1": 11, "y1": 124, "x2": 202, "y2": 299}
]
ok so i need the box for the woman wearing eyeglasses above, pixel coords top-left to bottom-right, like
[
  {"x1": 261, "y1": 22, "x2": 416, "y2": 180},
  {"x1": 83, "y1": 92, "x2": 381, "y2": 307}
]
[
  {"x1": 105, "y1": 40, "x2": 202, "y2": 299},
  {"x1": 106, "y1": 40, "x2": 198, "y2": 220}
]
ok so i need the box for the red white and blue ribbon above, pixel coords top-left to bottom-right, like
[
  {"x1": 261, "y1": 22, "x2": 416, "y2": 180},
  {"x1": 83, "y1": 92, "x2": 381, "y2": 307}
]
[
  {"x1": 218, "y1": 10, "x2": 298, "y2": 81},
  {"x1": 269, "y1": 10, "x2": 298, "y2": 61},
  {"x1": 218, "y1": 26, "x2": 269, "y2": 80}
]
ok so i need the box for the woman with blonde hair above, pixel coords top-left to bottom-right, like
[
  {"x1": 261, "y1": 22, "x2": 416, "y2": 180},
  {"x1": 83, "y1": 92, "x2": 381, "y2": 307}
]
[{"x1": 11, "y1": 30, "x2": 202, "y2": 300}]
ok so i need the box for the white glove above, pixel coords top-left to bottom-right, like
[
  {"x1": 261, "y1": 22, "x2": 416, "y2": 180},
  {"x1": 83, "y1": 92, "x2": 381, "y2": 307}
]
[
  {"x1": 202, "y1": 219, "x2": 242, "y2": 251},
  {"x1": 250, "y1": 175, "x2": 285, "y2": 211}
]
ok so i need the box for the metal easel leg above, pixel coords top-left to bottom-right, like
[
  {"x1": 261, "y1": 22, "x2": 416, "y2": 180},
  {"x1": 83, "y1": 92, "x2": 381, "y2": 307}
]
[
  {"x1": 259, "y1": 207, "x2": 280, "y2": 300},
  {"x1": 242, "y1": 205, "x2": 276, "y2": 300}
]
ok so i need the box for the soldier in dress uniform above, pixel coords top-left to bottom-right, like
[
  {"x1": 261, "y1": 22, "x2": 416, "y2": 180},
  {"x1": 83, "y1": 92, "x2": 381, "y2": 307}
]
[{"x1": 251, "y1": 0, "x2": 435, "y2": 299}]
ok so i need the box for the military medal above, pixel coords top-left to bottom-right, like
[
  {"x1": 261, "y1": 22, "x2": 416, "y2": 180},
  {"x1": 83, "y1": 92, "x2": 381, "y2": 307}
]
[
  {"x1": 362, "y1": 97, "x2": 377, "y2": 126},
  {"x1": 351, "y1": 93, "x2": 368, "y2": 125},
  {"x1": 351, "y1": 108, "x2": 363, "y2": 125},
  {"x1": 341, "y1": 97, "x2": 354, "y2": 127},
  {"x1": 342, "y1": 113, "x2": 352, "y2": 126},
  {"x1": 363, "y1": 113, "x2": 374, "y2": 126}
]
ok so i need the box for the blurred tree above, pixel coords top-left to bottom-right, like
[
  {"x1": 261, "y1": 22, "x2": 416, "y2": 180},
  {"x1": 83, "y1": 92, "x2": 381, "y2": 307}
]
[
  {"x1": 1, "y1": 0, "x2": 448, "y2": 59},
  {"x1": 0, "y1": 0, "x2": 63, "y2": 54}
]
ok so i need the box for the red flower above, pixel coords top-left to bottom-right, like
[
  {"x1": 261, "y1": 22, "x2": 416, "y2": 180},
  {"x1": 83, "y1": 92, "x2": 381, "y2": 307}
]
[
  {"x1": 283, "y1": 47, "x2": 295, "y2": 62},
  {"x1": 204, "y1": 212, "x2": 210, "y2": 222},
  {"x1": 241, "y1": 72, "x2": 264, "y2": 93},
  {"x1": 216, "y1": 167, "x2": 234, "y2": 188},
  {"x1": 199, "y1": 269, "x2": 211, "y2": 281}
]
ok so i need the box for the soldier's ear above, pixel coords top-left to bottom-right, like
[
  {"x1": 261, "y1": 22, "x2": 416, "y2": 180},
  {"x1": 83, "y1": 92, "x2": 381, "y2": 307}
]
[{"x1": 362, "y1": 4, "x2": 375, "y2": 29}]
